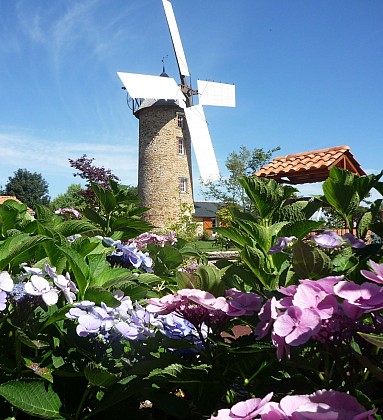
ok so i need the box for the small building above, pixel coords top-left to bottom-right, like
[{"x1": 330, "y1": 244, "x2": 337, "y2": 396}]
[
  {"x1": 193, "y1": 201, "x2": 221, "y2": 237},
  {"x1": 0, "y1": 196, "x2": 34, "y2": 215},
  {"x1": 254, "y1": 145, "x2": 365, "y2": 184}
]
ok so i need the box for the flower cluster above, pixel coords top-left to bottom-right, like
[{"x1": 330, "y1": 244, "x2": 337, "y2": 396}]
[
  {"x1": 101, "y1": 237, "x2": 153, "y2": 272},
  {"x1": 154, "y1": 313, "x2": 208, "y2": 355},
  {"x1": 210, "y1": 389, "x2": 376, "y2": 419},
  {"x1": 66, "y1": 291, "x2": 155, "y2": 341},
  {"x1": 147, "y1": 288, "x2": 263, "y2": 330},
  {"x1": 268, "y1": 231, "x2": 365, "y2": 255},
  {"x1": 0, "y1": 264, "x2": 78, "y2": 312},
  {"x1": 126, "y1": 231, "x2": 177, "y2": 250},
  {"x1": 310, "y1": 230, "x2": 366, "y2": 249},
  {"x1": 255, "y1": 261, "x2": 383, "y2": 359},
  {"x1": 54, "y1": 207, "x2": 82, "y2": 220}
]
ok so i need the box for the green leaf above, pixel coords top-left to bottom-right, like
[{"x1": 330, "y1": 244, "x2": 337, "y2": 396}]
[
  {"x1": 214, "y1": 226, "x2": 252, "y2": 247},
  {"x1": 58, "y1": 246, "x2": 90, "y2": 297},
  {"x1": 358, "y1": 332, "x2": 383, "y2": 349},
  {"x1": 16, "y1": 330, "x2": 50, "y2": 349},
  {"x1": 371, "y1": 221, "x2": 383, "y2": 239},
  {"x1": 279, "y1": 220, "x2": 324, "y2": 240},
  {"x1": 147, "y1": 363, "x2": 210, "y2": 383},
  {"x1": 355, "y1": 170, "x2": 383, "y2": 201},
  {"x1": 84, "y1": 362, "x2": 120, "y2": 388},
  {"x1": 0, "y1": 379, "x2": 63, "y2": 419},
  {"x1": 151, "y1": 245, "x2": 183, "y2": 274},
  {"x1": 42, "y1": 305, "x2": 72, "y2": 329},
  {"x1": 331, "y1": 247, "x2": 354, "y2": 273},
  {"x1": 292, "y1": 239, "x2": 332, "y2": 279},
  {"x1": 357, "y1": 211, "x2": 373, "y2": 240},
  {"x1": 322, "y1": 167, "x2": 360, "y2": 228},
  {"x1": 84, "y1": 286, "x2": 121, "y2": 308},
  {"x1": 176, "y1": 265, "x2": 227, "y2": 296},
  {"x1": 240, "y1": 245, "x2": 276, "y2": 289},
  {"x1": 24, "y1": 360, "x2": 54, "y2": 383},
  {"x1": 54, "y1": 219, "x2": 100, "y2": 237},
  {"x1": 239, "y1": 176, "x2": 297, "y2": 221},
  {"x1": 91, "y1": 182, "x2": 117, "y2": 214},
  {"x1": 82, "y1": 207, "x2": 107, "y2": 230},
  {"x1": 0, "y1": 234, "x2": 50, "y2": 271},
  {"x1": 88, "y1": 376, "x2": 139, "y2": 417}
]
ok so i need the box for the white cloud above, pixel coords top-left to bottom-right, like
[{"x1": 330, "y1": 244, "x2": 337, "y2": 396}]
[{"x1": 0, "y1": 130, "x2": 138, "y2": 197}]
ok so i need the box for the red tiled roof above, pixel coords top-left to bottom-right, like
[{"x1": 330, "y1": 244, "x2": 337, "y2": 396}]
[
  {"x1": 0, "y1": 196, "x2": 23, "y2": 205},
  {"x1": 254, "y1": 145, "x2": 366, "y2": 184},
  {"x1": 0, "y1": 196, "x2": 33, "y2": 212}
]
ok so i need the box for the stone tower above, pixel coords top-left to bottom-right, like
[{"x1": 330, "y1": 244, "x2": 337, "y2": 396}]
[{"x1": 135, "y1": 95, "x2": 194, "y2": 230}]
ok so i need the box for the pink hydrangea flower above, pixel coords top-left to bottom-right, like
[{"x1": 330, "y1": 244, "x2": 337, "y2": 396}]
[
  {"x1": 225, "y1": 288, "x2": 263, "y2": 316},
  {"x1": 210, "y1": 392, "x2": 273, "y2": 419},
  {"x1": 292, "y1": 283, "x2": 338, "y2": 320},
  {"x1": 273, "y1": 306, "x2": 321, "y2": 346},
  {"x1": 254, "y1": 297, "x2": 278, "y2": 340},
  {"x1": 361, "y1": 259, "x2": 383, "y2": 284},
  {"x1": 146, "y1": 294, "x2": 186, "y2": 315},
  {"x1": 178, "y1": 289, "x2": 229, "y2": 312},
  {"x1": 334, "y1": 280, "x2": 383, "y2": 313}
]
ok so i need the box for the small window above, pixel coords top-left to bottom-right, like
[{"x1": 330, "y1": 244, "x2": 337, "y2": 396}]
[
  {"x1": 179, "y1": 177, "x2": 187, "y2": 193},
  {"x1": 178, "y1": 138, "x2": 184, "y2": 155},
  {"x1": 177, "y1": 113, "x2": 184, "y2": 129}
]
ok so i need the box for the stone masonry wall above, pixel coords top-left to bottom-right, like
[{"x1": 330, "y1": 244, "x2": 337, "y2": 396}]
[{"x1": 137, "y1": 103, "x2": 194, "y2": 230}]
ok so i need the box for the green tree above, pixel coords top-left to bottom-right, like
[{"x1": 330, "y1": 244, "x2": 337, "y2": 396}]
[
  {"x1": 4, "y1": 168, "x2": 50, "y2": 209},
  {"x1": 50, "y1": 183, "x2": 86, "y2": 211},
  {"x1": 201, "y1": 145, "x2": 280, "y2": 208}
]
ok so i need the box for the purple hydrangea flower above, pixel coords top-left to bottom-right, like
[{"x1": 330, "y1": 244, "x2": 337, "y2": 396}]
[
  {"x1": 67, "y1": 295, "x2": 155, "y2": 342},
  {"x1": 9, "y1": 283, "x2": 28, "y2": 302},
  {"x1": 361, "y1": 259, "x2": 383, "y2": 284},
  {"x1": 268, "y1": 236, "x2": 296, "y2": 254},
  {"x1": 76, "y1": 314, "x2": 102, "y2": 337},
  {"x1": 24, "y1": 275, "x2": 59, "y2": 306},
  {"x1": 311, "y1": 230, "x2": 343, "y2": 248},
  {"x1": 342, "y1": 232, "x2": 366, "y2": 248},
  {"x1": 104, "y1": 239, "x2": 153, "y2": 272}
]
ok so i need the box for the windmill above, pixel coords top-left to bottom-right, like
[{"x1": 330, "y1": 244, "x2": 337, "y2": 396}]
[{"x1": 117, "y1": 0, "x2": 235, "y2": 229}]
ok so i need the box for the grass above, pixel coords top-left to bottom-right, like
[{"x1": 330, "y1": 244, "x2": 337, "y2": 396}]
[{"x1": 188, "y1": 240, "x2": 237, "y2": 252}]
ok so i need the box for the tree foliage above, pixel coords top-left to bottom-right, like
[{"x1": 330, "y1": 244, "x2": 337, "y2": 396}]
[
  {"x1": 201, "y1": 145, "x2": 280, "y2": 208},
  {"x1": 50, "y1": 183, "x2": 86, "y2": 211},
  {"x1": 4, "y1": 168, "x2": 50, "y2": 209},
  {"x1": 69, "y1": 155, "x2": 121, "y2": 207}
]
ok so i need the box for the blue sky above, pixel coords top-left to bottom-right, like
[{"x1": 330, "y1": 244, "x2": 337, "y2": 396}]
[{"x1": 1, "y1": 0, "x2": 382, "y2": 200}]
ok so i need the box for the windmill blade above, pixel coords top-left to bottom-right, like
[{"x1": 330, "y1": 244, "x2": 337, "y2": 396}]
[
  {"x1": 197, "y1": 80, "x2": 236, "y2": 107},
  {"x1": 117, "y1": 72, "x2": 184, "y2": 102},
  {"x1": 184, "y1": 104, "x2": 220, "y2": 182},
  {"x1": 162, "y1": 0, "x2": 190, "y2": 77}
]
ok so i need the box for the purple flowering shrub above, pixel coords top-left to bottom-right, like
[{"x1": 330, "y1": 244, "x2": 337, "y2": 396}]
[{"x1": 0, "y1": 169, "x2": 383, "y2": 419}]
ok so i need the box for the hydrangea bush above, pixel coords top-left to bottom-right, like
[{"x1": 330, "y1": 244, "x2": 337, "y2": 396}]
[{"x1": 0, "y1": 168, "x2": 382, "y2": 419}]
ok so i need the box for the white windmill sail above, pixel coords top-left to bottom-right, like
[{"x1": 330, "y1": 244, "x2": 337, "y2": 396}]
[
  {"x1": 162, "y1": 0, "x2": 190, "y2": 77},
  {"x1": 197, "y1": 80, "x2": 236, "y2": 107},
  {"x1": 184, "y1": 104, "x2": 220, "y2": 182},
  {"x1": 117, "y1": 72, "x2": 184, "y2": 102}
]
